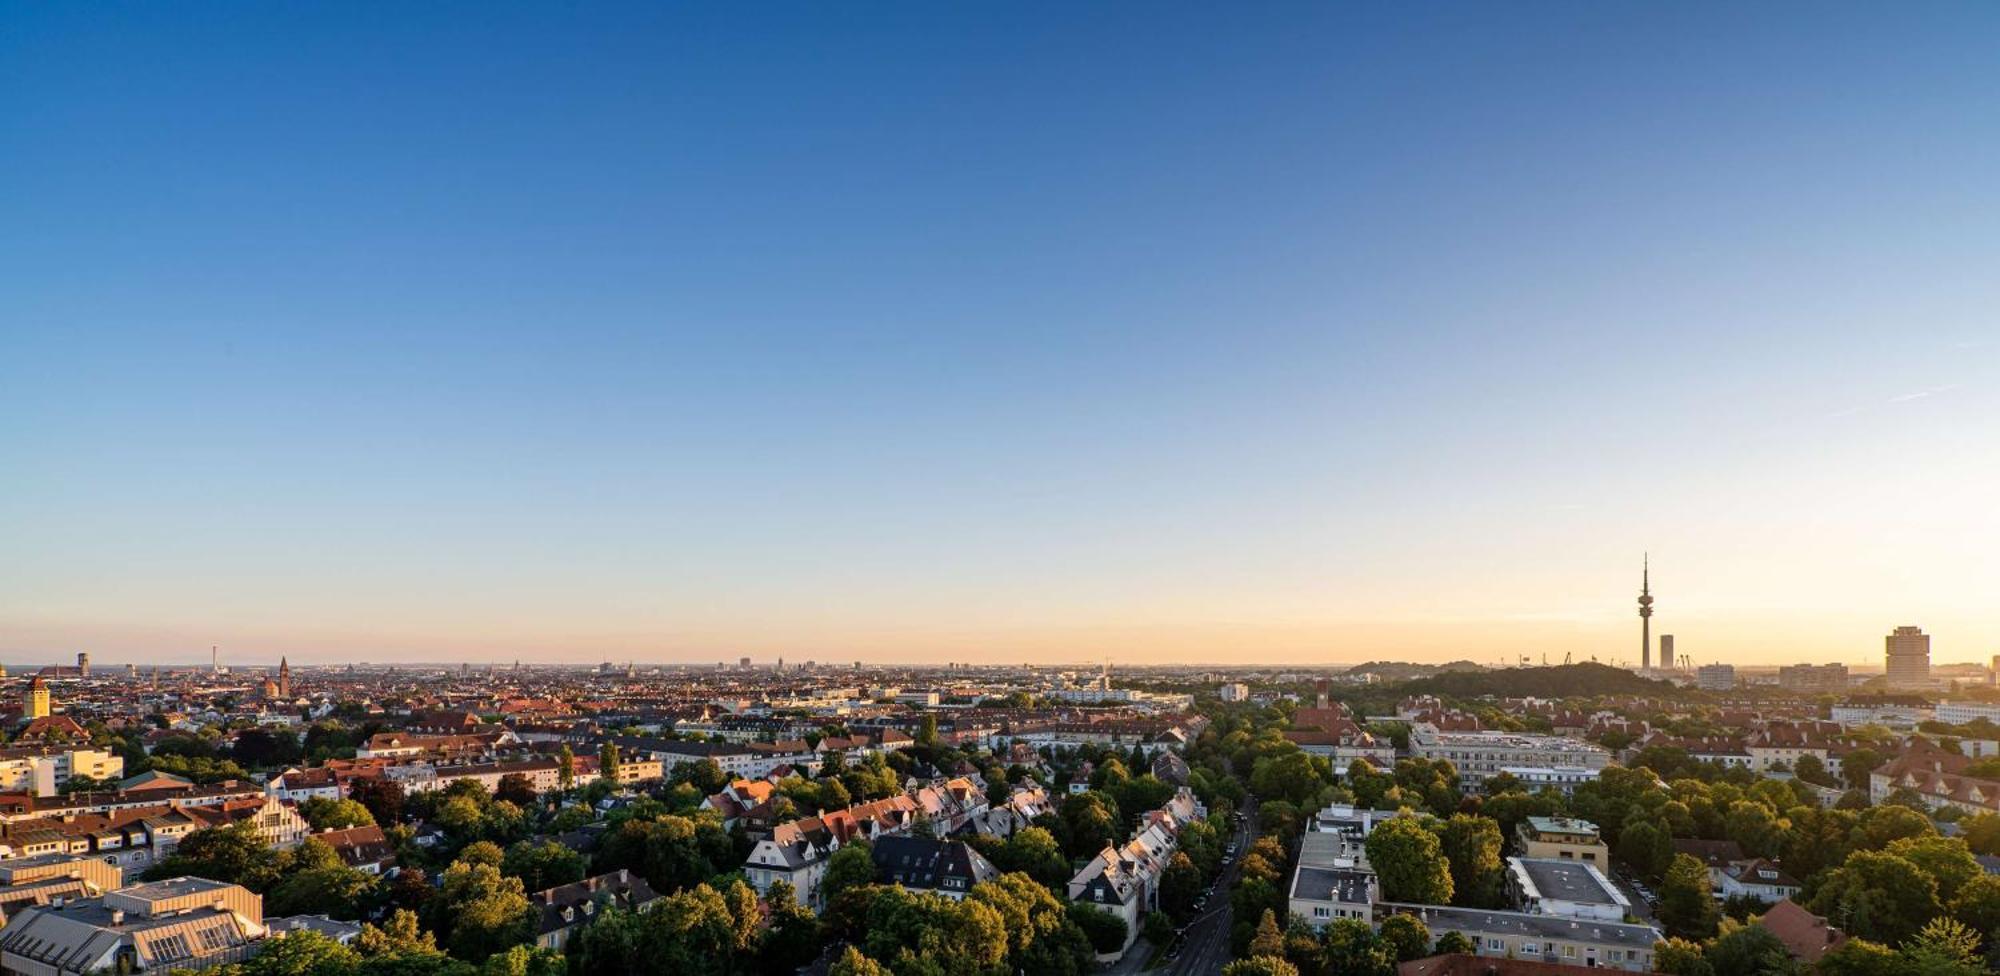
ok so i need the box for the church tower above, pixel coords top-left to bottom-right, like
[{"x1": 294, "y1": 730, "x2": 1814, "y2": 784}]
[
  {"x1": 278, "y1": 657, "x2": 291, "y2": 697},
  {"x1": 23, "y1": 676, "x2": 50, "y2": 720}
]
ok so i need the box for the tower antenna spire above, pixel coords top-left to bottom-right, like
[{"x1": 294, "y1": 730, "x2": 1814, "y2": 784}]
[{"x1": 1637, "y1": 553, "x2": 1655, "y2": 670}]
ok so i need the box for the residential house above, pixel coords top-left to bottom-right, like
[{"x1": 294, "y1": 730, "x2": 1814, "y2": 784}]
[{"x1": 870, "y1": 836, "x2": 998, "y2": 900}]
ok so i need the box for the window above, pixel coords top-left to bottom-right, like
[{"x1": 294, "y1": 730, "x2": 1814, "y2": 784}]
[
  {"x1": 1313, "y1": 907, "x2": 1330, "y2": 919},
  {"x1": 1488, "y1": 939, "x2": 1504, "y2": 951}
]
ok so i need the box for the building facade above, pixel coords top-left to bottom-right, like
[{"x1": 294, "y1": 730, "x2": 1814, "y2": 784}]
[
  {"x1": 1695, "y1": 665, "x2": 1736, "y2": 691},
  {"x1": 1886, "y1": 626, "x2": 1932, "y2": 689},
  {"x1": 1409, "y1": 727, "x2": 1608, "y2": 788}
]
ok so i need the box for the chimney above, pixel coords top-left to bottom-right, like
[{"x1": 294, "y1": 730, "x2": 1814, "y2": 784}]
[{"x1": 110, "y1": 909, "x2": 125, "y2": 926}]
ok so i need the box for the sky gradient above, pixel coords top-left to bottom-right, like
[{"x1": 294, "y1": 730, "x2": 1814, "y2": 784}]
[{"x1": 4, "y1": 2, "x2": 1997, "y2": 667}]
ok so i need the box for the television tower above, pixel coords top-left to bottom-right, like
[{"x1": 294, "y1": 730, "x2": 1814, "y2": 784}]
[{"x1": 1637, "y1": 554, "x2": 1654, "y2": 670}]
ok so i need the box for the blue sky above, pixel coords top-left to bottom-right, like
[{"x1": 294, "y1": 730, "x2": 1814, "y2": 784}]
[{"x1": 4, "y1": 2, "x2": 1996, "y2": 666}]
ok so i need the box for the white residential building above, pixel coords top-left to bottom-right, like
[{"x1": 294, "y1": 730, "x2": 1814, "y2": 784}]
[
  {"x1": 1497, "y1": 766, "x2": 1602, "y2": 795},
  {"x1": 1507, "y1": 858, "x2": 1630, "y2": 922},
  {"x1": 1409, "y1": 726, "x2": 1609, "y2": 787}
]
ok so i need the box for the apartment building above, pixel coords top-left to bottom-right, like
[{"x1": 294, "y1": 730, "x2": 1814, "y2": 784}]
[
  {"x1": 0, "y1": 877, "x2": 267, "y2": 974},
  {"x1": 1516, "y1": 817, "x2": 1609, "y2": 867},
  {"x1": 1288, "y1": 830, "x2": 1377, "y2": 928},
  {"x1": 1387, "y1": 905, "x2": 1660, "y2": 972},
  {"x1": 1496, "y1": 766, "x2": 1601, "y2": 795},
  {"x1": 1507, "y1": 858, "x2": 1629, "y2": 921},
  {"x1": 0, "y1": 748, "x2": 125, "y2": 798},
  {"x1": 1409, "y1": 726, "x2": 1608, "y2": 787}
]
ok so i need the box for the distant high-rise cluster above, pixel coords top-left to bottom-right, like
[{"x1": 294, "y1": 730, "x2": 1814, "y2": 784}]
[{"x1": 1885, "y1": 626, "x2": 1931, "y2": 689}]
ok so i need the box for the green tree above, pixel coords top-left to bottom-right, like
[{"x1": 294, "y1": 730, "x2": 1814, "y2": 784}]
[
  {"x1": 267, "y1": 863, "x2": 378, "y2": 919},
  {"x1": 478, "y1": 945, "x2": 565, "y2": 976},
  {"x1": 1948, "y1": 873, "x2": 2000, "y2": 935},
  {"x1": 350, "y1": 776, "x2": 406, "y2": 826},
  {"x1": 1431, "y1": 814, "x2": 1505, "y2": 908},
  {"x1": 1886, "y1": 834, "x2": 1981, "y2": 904},
  {"x1": 1723, "y1": 801, "x2": 1786, "y2": 860},
  {"x1": 1160, "y1": 851, "x2": 1202, "y2": 920},
  {"x1": 862, "y1": 884, "x2": 1007, "y2": 976},
  {"x1": 992, "y1": 825, "x2": 1068, "y2": 890},
  {"x1": 557, "y1": 745, "x2": 575, "y2": 790},
  {"x1": 1814, "y1": 939, "x2": 1908, "y2": 976},
  {"x1": 1377, "y1": 913, "x2": 1430, "y2": 962},
  {"x1": 1318, "y1": 917, "x2": 1393, "y2": 976},
  {"x1": 1365, "y1": 816, "x2": 1453, "y2": 905},
  {"x1": 1840, "y1": 748, "x2": 1885, "y2": 791},
  {"x1": 356, "y1": 909, "x2": 443, "y2": 958},
  {"x1": 1850, "y1": 803, "x2": 1935, "y2": 851},
  {"x1": 494, "y1": 773, "x2": 537, "y2": 807},
  {"x1": 1651, "y1": 936, "x2": 1715, "y2": 976},
  {"x1": 1793, "y1": 753, "x2": 1836, "y2": 788},
  {"x1": 501, "y1": 839, "x2": 586, "y2": 892},
  {"x1": 1433, "y1": 931, "x2": 1475, "y2": 955},
  {"x1": 1059, "y1": 792, "x2": 1122, "y2": 860},
  {"x1": 821, "y1": 841, "x2": 878, "y2": 904},
  {"x1": 600, "y1": 742, "x2": 620, "y2": 784},
  {"x1": 1805, "y1": 849, "x2": 1941, "y2": 946},
  {"x1": 1222, "y1": 958, "x2": 1299, "y2": 976},
  {"x1": 1618, "y1": 819, "x2": 1674, "y2": 882},
  {"x1": 1702, "y1": 921, "x2": 1793, "y2": 976},
  {"x1": 967, "y1": 872, "x2": 1095, "y2": 976},
  {"x1": 1657, "y1": 853, "x2": 1719, "y2": 940},
  {"x1": 762, "y1": 879, "x2": 825, "y2": 974},
  {"x1": 142, "y1": 821, "x2": 282, "y2": 891},
  {"x1": 830, "y1": 946, "x2": 890, "y2": 976},
  {"x1": 434, "y1": 860, "x2": 535, "y2": 961},
  {"x1": 1961, "y1": 812, "x2": 2000, "y2": 856},
  {"x1": 243, "y1": 929, "x2": 362, "y2": 976},
  {"x1": 1068, "y1": 903, "x2": 1128, "y2": 955},
  {"x1": 1905, "y1": 916, "x2": 1984, "y2": 974},
  {"x1": 1249, "y1": 909, "x2": 1285, "y2": 958},
  {"x1": 592, "y1": 813, "x2": 735, "y2": 895},
  {"x1": 300, "y1": 796, "x2": 378, "y2": 830}
]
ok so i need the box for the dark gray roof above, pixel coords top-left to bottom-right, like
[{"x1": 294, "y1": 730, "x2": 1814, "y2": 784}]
[
  {"x1": 1517, "y1": 858, "x2": 1619, "y2": 906},
  {"x1": 871, "y1": 836, "x2": 998, "y2": 893},
  {"x1": 1383, "y1": 904, "x2": 1660, "y2": 948},
  {"x1": 1290, "y1": 866, "x2": 1373, "y2": 904},
  {"x1": 600, "y1": 735, "x2": 750, "y2": 758}
]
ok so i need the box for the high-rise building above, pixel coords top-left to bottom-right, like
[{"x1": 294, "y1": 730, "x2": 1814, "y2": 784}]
[
  {"x1": 1696, "y1": 664, "x2": 1736, "y2": 691},
  {"x1": 76, "y1": 652, "x2": 90, "y2": 678},
  {"x1": 1659, "y1": 635, "x2": 1675, "y2": 671},
  {"x1": 1778, "y1": 663, "x2": 1848, "y2": 693},
  {"x1": 1886, "y1": 626, "x2": 1932, "y2": 689},
  {"x1": 1637, "y1": 555, "x2": 1654, "y2": 670},
  {"x1": 1990, "y1": 655, "x2": 1999, "y2": 687},
  {"x1": 23, "y1": 676, "x2": 50, "y2": 720}
]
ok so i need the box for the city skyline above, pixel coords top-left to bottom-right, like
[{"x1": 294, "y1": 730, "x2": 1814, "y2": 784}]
[{"x1": 6, "y1": 3, "x2": 1998, "y2": 667}]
